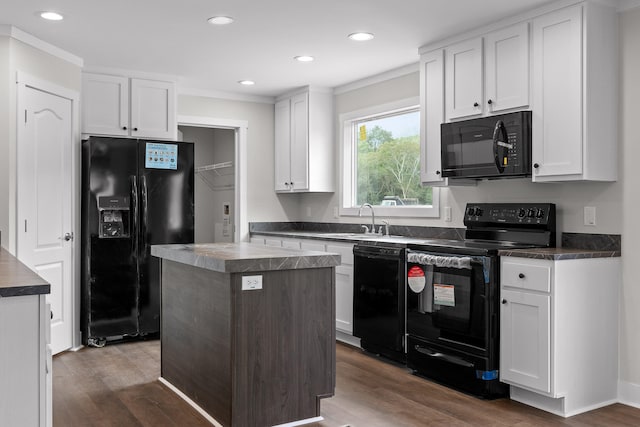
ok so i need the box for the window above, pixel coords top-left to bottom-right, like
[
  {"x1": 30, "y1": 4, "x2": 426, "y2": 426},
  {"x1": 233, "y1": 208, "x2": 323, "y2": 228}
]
[{"x1": 340, "y1": 97, "x2": 439, "y2": 218}]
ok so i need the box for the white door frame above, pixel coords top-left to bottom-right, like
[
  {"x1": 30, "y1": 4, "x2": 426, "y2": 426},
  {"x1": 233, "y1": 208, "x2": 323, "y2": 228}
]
[
  {"x1": 16, "y1": 71, "x2": 82, "y2": 350},
  {"x1": 177, "y1": 115, "x2": 248, "y2": 242}
]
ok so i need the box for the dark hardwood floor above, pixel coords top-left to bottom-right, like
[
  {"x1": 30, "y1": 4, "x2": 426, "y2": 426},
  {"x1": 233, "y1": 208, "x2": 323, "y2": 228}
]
[{"x1": 54, "y1": 340, "x2": 640, "y2": 426}]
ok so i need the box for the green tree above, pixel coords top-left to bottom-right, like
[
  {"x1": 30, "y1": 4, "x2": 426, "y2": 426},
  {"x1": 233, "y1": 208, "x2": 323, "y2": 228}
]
[{"x1": 357, "y1": 128, "x2": 432, "y2": 206}]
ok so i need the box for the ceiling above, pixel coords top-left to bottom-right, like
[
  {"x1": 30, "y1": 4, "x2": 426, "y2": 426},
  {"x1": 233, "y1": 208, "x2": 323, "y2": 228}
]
[{"x1": 2, "y1": 0, "x2": 570, "y2": 99}]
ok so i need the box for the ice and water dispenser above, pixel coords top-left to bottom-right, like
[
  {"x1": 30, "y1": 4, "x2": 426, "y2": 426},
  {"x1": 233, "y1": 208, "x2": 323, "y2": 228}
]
[{"x1": 98, "y1": 196, "x2": 130, "y2": 238}]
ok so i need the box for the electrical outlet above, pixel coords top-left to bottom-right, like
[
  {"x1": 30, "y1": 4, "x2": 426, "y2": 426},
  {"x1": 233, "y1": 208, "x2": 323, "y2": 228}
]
[
  {"x1": 444, "y1": 206, "x2": 452, "y2": 222},
  {"x1": 584, "y1": 206, "x2": 596, "y2": 226},
  {"x1": 242, "y1": 275, "x2": 263, "y2": 291}
]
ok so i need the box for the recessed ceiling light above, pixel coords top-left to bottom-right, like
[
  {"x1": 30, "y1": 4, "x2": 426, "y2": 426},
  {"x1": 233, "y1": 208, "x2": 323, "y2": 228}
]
[
  {"x1": 348, "y1": 32, "x2": 374, "y2": 41},
  {"x1": 238, "y1": 80, "x2": 255, "y2": 86},
  {"x1": 294, "y1": 56, "x2": 314, "y2": 62},
  {"x1": 40, "y1": 11, "x2": 64, "y2": 21},
  {"x1": 208, "y1": 16, "x2": 234, "y2": 25}
]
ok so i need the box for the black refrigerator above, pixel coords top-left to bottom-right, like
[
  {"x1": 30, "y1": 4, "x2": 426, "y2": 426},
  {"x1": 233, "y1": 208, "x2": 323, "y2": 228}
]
[{"x1": 81, "y1": 136, "x2": 194, "y2": 346}]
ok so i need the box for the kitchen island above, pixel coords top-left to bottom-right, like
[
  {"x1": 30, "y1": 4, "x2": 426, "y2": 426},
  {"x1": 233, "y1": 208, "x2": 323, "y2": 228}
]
[{"x1": 151, "y1": 243, "x2": 340, "y2": 427}]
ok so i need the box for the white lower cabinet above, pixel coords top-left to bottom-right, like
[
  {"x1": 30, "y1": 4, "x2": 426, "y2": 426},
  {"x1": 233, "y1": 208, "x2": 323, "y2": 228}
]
[
  {"x1": 500, "y1": 256, "x2": 620, "y2": 417},
  {"x1": 0, "y1": 294, "x2": 50, "y2": 426}
]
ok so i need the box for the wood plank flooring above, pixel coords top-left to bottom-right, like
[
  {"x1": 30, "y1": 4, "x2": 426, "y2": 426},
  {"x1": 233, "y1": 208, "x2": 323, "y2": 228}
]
[{"x1": 53, "y1": 340, "x2": 640, "y2": 426}]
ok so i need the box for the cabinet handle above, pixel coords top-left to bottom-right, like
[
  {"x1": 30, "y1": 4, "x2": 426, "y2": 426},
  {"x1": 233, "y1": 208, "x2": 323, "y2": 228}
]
[
  {"x1": 487, "y1": 99, "x2": 493, "y2": 105},
  {"x1": 518, "y1": 273, "x2": 525, "y2": 279},
  {"x1": 501, "y1": 299, "x2": 507, "y2": 304},
  {"x1": 122, "y1": 126, "x2": 127, "y2": 130},
  {"x1": 435, "y1": 170, "x2": 441, "y2": 175},
  {"x1": 473, "y1": 102, "x2": 479, "y2": 107},
  {"x1": 133, "y1": 127, "x2": 138, "y2": 131},
  {"x1": 533, "y1": 163, "x2": 540, "y2": 169}
]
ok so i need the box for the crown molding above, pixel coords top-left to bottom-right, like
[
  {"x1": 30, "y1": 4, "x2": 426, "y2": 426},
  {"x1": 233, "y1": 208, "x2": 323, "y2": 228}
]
[
  {"x1": 0, "y1": 25, "x2": 83, "y2": 67},
  {"x1": 333, "y1": 62, "x2": 419, "y2": 95}
]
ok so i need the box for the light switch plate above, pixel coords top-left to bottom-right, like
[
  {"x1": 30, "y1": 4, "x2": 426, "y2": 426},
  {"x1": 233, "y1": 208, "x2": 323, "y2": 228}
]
[
  {"x1": 444, "y1": 206, "x2": 452, "y2": 222},
  {"x1": 242, "y1": 275, "x2": 263, "y2": 290},
  {"x1": 584, "y1": 206, "x2": 596, "y2": 226}
]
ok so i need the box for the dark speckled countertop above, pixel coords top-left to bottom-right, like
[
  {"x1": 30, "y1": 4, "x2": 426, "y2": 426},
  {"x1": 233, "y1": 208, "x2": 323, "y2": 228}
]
[
  {"x1": 0, "y1": 248, "x2": 50, "y2": 297},
  {"x1": 498, "y1": 247, "x2": 621, "y2": 260},
  {"x1": 151, "y1": 242, "x2": 341, "y2": 273},
  {"x1": 250, "y1": 226, "x2": 621, "y2": 261}
]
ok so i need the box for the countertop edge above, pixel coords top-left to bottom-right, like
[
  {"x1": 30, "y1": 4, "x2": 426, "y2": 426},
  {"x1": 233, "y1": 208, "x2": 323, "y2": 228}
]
[
  {"x1": 151, "y1": 243, "x2": 341, "y2": 273},
  {"x1": 251, "y1": 231, "x2": 622, "y2": 259}
]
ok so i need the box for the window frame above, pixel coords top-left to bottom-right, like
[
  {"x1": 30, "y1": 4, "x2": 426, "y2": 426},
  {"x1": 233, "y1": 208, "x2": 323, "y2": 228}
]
[{"x1": 339, "y1": 96, "x2": 440, "y2": 218}]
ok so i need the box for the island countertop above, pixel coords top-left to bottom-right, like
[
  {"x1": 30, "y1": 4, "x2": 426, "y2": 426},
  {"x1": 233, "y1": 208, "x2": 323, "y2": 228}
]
[
  {"x1": 0, "y1": 248, "x2": 50, "y2": 297},
  {"x1": 151, "y1": 242, "x2": 341, "y2": 273}
]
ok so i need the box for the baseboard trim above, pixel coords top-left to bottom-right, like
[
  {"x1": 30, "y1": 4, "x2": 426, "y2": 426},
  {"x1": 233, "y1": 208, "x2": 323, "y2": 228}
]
[
  {"x1": 158, "y1": 377, "x2": 223, "y2": 427},
  {"x1": 618, "y1": 380, "x2": 640, "y2": 409}
]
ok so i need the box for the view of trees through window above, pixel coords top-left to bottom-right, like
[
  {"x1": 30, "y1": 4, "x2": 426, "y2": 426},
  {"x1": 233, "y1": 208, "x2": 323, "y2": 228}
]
[{"x1": 355, "y1": 109, "x2": 432, "y2": 207}]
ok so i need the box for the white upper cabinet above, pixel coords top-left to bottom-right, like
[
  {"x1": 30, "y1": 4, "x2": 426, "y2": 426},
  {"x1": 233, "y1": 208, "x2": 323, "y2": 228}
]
[
  {"x1": 82, "y1": 73, "x2": 177, "y2": 140},
  {"x1": 485, "y1": 22, "x2": 530, "y2": 114},
  {"x1": 444, "y1": 23, "x2": 529, "y2": 121},
  {"x1": 274, "y1": 87, "x2": 334, "y2": 193},
  {"x1": 420, "y1": 49, "x2": 447, "y2": 185},
  {"x1": 531, "y1": 2, "x2": 617, "y2": 182},
  {"x1": 445, "y1": 38, "x2": 483, "y2": 120},
  {"x1": 82, "y1": 73, "x2": 129, "y2": 137}
]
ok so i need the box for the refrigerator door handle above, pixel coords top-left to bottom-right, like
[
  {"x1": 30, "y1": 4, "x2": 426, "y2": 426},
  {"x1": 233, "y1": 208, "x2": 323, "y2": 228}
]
[
  {"x1": 140, "y1": 174, "x2": 148, "y2": 260},
  {"x1": 131, "y1": 175, "x2": 139, "y2": 254}
]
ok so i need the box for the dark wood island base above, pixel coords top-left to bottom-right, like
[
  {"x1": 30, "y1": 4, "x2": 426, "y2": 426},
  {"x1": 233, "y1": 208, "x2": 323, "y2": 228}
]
[{"x1": 151, "y1": 243, "x2": 339, "y2": 427}]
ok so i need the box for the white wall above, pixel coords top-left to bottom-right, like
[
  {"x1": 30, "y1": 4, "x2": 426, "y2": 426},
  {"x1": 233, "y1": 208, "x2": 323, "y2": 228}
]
[
  {"x1": 177, "y1": 95, "x2": 301, "y2": 224},
  {"x1": 619, "y1": 6, "x2": 640, "y2": 392},
  {"x1": 0, "y1": 37, "x2": 81, "y2": 251}
]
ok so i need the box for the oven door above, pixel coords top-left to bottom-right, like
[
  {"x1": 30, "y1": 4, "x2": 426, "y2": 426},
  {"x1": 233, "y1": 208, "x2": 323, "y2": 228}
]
[{"x1": 406, "y1": 251, "x2": 491, "y2": 354}]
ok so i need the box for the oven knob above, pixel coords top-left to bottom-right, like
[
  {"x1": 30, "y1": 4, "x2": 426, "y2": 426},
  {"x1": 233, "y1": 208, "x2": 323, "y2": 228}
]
[
  {"x1": 475, "y1": 208, "x2": 483, "y2": 216},
  {"x1": 536, "y1": 209, "x2": 545, "y2": 218},
  {"x1": 467, "y1": 207, "x2": 476, "y2": 216},
  {"x1": 518, "y1": 208, "x2": 526, "y2": 218},
  {"x1": 527, "y1": 208, "x2": 535, "y2": 218}
]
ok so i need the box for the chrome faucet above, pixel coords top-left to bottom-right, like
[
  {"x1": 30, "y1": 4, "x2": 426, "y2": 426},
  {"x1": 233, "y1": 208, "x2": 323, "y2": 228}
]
[{"x1": 358, "y1": 203, "x2": 375, "y2": 234}]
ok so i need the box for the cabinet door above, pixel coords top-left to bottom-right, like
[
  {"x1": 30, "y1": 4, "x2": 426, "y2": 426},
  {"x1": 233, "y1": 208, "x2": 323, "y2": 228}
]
[
  {"x1": 531, "y1": 5, "x2": 583, "y2": 180},
  {"x1": 485, "y1": 22, "x2": 529, "y2": 113},
  {"x1": 82, "y1": 73, "x2": 129, "y2": 136},
  {"x1": 274, "y1": 98, "x2": 291, "y2": 191},
  {"x1": 289, "y1": 92, "x2": 309, "y2": 191},
  {"x1": 445, "y1": 38, "x2": 483, "y2": 120},
  {"x1": 130, "y1": 78, "x2": 176, "y2": 140},
  {"x1": 500, "y1": 289, "x2": 551, "y2": 393},
  {"x1": 335, "y1": 265, "x2": 354, "y2": 334},
  {"x1": 420, "y1": 49, "x2": 447, "y2": 185}
]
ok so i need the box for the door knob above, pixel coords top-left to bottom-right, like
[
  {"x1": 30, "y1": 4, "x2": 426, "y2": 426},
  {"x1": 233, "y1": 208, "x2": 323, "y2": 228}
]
[{"x1": 64, "y1": 232, "x2": 74, "y2": 241}]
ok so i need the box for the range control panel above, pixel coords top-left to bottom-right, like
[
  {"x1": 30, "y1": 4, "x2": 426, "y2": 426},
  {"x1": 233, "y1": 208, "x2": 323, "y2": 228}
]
[{"x1": 464, "y1": 203, "x2": 556, "y2": 226}]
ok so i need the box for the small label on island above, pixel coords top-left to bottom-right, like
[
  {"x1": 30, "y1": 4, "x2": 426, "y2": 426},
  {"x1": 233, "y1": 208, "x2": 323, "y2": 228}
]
[{"x1": 242, "y1": 275, "x2": 263, "y2": 290}]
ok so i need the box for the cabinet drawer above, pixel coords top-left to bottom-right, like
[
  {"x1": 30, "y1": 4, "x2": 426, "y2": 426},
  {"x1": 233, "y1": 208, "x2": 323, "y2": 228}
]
[
  {"x1": 326, "y1": 244, "x2": 354, "y2": 266},
  {"x1": 501, "y1": 259, "x2": 551, "y2": 292}
]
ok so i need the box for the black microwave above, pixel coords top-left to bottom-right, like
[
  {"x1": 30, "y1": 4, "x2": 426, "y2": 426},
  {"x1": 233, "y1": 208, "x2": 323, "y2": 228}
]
[{"x1": 440, "y1": 111, "x2": 531, "y2": 179}]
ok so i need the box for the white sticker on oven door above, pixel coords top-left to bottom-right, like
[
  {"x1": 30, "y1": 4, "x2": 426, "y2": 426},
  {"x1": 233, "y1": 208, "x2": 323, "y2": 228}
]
[
  {"x1": 433, "y1": 283, "x2": 455, "y2": 306},
  {"x1": 407, "y1": 266, "x2": 426, "y2": 293}
]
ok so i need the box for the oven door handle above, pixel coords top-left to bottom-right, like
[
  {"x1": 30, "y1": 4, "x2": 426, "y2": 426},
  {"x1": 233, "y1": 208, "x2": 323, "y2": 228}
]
[{"x1": 414, "y1": 345, "x2": 474, "y2": 368}]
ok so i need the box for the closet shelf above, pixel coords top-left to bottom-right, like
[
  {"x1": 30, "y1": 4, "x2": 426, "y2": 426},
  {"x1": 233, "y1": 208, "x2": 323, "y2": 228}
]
[
  {"x1": 196, "y1": 161, "x2": 233, "y2": 175},
  {"x1": 196, "y1": 161, "x2": 234, "y2": 191}
]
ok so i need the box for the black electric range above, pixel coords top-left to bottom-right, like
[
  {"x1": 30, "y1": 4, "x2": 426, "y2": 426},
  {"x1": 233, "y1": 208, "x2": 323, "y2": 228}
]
[{"x1": 405, "y1": 202, "x2": 556, "y2": 398}]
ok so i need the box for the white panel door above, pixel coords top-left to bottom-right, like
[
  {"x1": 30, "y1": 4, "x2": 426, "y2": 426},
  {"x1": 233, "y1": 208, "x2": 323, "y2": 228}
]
[
  {"x1": 485, "y1": 22, "x2": 530, "y2": 113},
  {"x1": 532, "y1": 5, "x2": 583, "y2": 179},
  {"x1": 130, "y1": 78, "x2": 176, "y2": 140},
  {"x1": 18, "y1": 86, "x2": 74, "y2": 355},
  {"x1": 500, "y1": 289, "x2": 551, "y2": 393},
  {"x1": 445, "y1": 38, "x2": 483, "y2": 120}
]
